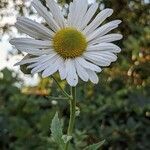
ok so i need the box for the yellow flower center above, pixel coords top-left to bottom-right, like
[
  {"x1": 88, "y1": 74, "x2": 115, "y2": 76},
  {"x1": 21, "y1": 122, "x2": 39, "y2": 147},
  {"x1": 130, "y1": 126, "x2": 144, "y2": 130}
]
[{"x1": 53, "y1": 28, "x2": 87, "y2": 59}]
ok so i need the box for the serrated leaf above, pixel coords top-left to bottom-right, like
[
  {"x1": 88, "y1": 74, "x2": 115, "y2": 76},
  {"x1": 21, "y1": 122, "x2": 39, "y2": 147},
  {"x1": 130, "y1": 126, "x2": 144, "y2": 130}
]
[
  {"x1": 51, "y1": 112, "x2": 64, "y2": 149},
  {"x1": 84, "y1": 140, "x2": 105, "y2": 150},
  {"x1": 62, "y1": 135, "x2": 72, "y2": 144}
]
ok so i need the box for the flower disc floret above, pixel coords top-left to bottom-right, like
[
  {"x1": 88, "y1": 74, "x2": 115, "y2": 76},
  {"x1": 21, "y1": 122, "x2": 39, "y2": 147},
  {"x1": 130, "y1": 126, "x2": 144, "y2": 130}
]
[{"x1": 53, "y1": 28, "x2": 87, "y2": 59}]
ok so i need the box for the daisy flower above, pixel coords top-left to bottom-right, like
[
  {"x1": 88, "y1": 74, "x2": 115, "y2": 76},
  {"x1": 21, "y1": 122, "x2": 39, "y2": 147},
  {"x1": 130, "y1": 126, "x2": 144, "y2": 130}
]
[{"x1": 10, "y1": 0, "x2": 123, "y2": 86}]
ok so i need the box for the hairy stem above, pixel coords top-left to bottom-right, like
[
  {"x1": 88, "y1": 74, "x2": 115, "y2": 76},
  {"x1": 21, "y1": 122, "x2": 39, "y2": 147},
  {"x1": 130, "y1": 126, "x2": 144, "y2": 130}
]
[
  {"x1": 65, "y1": 87, "x2": 76, "y2": 150},
  {"x1": 52, "y1": 76, "x2": 71, "y2": 100}
]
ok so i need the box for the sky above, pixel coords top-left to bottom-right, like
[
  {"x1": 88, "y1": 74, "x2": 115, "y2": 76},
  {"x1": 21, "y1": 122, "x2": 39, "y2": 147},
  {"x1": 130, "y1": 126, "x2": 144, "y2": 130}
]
[{"x1": 0, "y1": 0, "x2": 96, "y2": 85}]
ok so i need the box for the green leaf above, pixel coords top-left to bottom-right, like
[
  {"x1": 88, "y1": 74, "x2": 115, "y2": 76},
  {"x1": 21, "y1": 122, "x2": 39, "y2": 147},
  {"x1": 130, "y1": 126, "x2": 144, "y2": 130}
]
[
  {"x1": 84, "y1": 140, "x2": 105, "y2": 150},
  {"x1": 75, "y1": 106, "x2": 80, "y2": 116},
  {"x1": 62, "y1": 135, "x2": 72, "y2": 144},
  {"x1": 51, "y1": 112, "x2": 64, "y2": 149}
]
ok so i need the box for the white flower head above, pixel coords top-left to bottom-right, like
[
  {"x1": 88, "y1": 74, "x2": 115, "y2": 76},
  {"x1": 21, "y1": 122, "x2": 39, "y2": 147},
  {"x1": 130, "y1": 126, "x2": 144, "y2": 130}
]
[{"x1": 10, "y1": 0, "x2": 123, "y2": 86}]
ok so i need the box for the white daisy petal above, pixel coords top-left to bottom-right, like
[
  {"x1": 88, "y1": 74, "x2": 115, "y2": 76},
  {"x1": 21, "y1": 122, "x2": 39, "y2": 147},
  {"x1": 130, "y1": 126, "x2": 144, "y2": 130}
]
[
  {"x1": 46, "y1": 0, "x2": 66, "y2": 28},
  {"x1": 42, "y1": 56, "x2": 63, "y2": 77},
  {"x1": 85, "y1": 51, "x2": 117, "y2": 62},
  {"x1": 79, "y1": 3, "x2": 99, "y2": 30},
  {"x1": 16, "y1": 22, "x2": 48, "y2": 40},
  {"x1": 83, "y1": 51, "x2": 118, "y2": 67},
  {"x1": 70, "y1": 0, "x2": 78, "y2": 26},
  {"x1": 86, "y1": 69, "x2": 99, "y2": 84},
  {"x1": 84, "y1": 57, "x2": 111, "y2": 67},
  {"x1": 65, "y1": 59, "x2": 78, "y2": 86},
  {"x1": 27, "y1": 53, "x2": 57, "y2": 70},
  {"x1": 14, "y1": 56, "x2": 42, "y2": 66},
  {"x1": 33, "y1": 53, "x2": 57, "y2": 65},
  {"x1": 10, "y1": 38, "x2": 52, "y2": 49},
  {"x1": 69, "y1": 0, "x2": 78, "y2": 26},
  {"x1": 84, "y1": 54, "x2": 111, "y2": 64},
  {"x1": 58, "y1": 61, "x2": 67, "y2": 80},
  {"x1": 32, "y1": 0, "x2": 60, "y2": 31},
  {"x1": 15, "y1": 45, "x2": 53, "y2": 56},
  {"x1": 31, "y1": 54, "x2": 57, "y2": 74},
  {"x1": 71, "y1": 0, "x2": 88, "y2": 28},
  {"x1": 76, "y1": 0, "x2": 88, "y2": 28},
  {"x1": 87, "y1": 20, "x2": 122, "y2": 42},
  {"x1": 67, "y1": 2, "x2": 73, "y2": 26},
  {"x1": 27, "y1": 63, "x2": 39, "y2": 69},
  {"x1": 76, "y1": 57, "x2": 102, "y2": 72},
  {"x1": 17, "y1": 17, "x2": 54, "y2": 39},
  {"x1": 98, "y1": 52, "x2": 117, "y2": 61},
  {"x1": 83, "y1": 53, "x2": 113, "y2": 67},
  {"x1": 83, "y1": 8, "x2": 113, "y2": 35},
  {"x1": 87, "y1": 43, "x2": 121, "y2": 53},
  {"x1": 89, "y1": 33, "x2": 123, "y2": 45},
  {"x1": 67, "y1": 2, "x2": 75, "y2": 26},
  {"x1": 75, "y1": 59, "x2": 89, "y2": 82}
]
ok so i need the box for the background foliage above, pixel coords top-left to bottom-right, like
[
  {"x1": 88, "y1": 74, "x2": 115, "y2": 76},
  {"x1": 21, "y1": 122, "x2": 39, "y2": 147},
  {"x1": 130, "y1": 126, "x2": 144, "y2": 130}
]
[{"x1": 0, "y1": 0, "x2": 150, "y2": 149}]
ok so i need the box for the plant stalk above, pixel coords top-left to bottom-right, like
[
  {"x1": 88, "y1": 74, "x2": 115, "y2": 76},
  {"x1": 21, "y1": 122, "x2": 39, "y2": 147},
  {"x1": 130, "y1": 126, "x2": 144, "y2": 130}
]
[
  {"x1": 52, "y1": 76, "x2": 71, "y2": 100},
  {"x1": 65, "y1": 87, "x2": 76, "y2": 150}
]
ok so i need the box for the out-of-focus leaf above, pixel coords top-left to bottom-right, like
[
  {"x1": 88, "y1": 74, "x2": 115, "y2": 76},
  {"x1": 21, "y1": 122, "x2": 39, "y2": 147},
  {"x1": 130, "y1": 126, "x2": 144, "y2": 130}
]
[
  {"x1": 83, "y1": 140, "x2": 105, "y2": 150},
  {"x1": 62, "y1": 135, "x2": 72, "y2": 144}
]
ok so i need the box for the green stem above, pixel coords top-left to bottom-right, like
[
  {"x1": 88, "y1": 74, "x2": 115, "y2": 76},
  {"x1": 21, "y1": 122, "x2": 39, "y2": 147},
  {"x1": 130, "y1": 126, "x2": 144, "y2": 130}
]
[
  {"x1": 65, "y1": 87, "x2": 76, "y2": 150},
  {"x1": 51, "y1": 76, "x2": 76, "y2": 149},
  {"x1": 52, "y1": 76, "x2": 71, "y2": 100}
]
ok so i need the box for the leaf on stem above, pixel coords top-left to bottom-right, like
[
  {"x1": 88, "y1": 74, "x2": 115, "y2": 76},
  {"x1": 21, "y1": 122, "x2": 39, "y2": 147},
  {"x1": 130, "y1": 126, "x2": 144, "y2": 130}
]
[
  {"x1": 51, "y1": 112, "x2": 65, "y2": 149},
  {"x1": 83, "y1": 140, "x2": 105, "y2": 150},
  {"x1": 62, "y1": 135, "x2": 72, "y2": 144},
  {"x1": 75, "y1": 106, "x2": 80, "y2": 116}
]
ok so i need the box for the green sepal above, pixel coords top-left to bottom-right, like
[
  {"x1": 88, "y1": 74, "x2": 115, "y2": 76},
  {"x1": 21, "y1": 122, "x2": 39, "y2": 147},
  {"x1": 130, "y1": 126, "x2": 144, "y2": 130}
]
[{"x1": 20, "y1": 64, "x2": 31, "y2": 74}]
